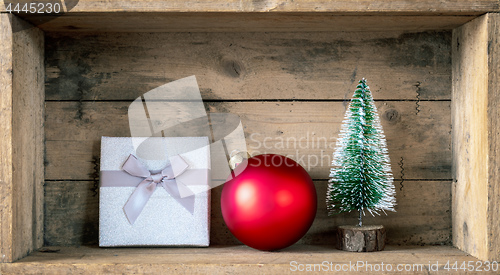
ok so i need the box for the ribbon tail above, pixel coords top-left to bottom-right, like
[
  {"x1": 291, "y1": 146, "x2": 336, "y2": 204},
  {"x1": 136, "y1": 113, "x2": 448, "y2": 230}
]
[
  {"x1": 160, "y1": 180, "x2": 195, "y2": 214},
  {"x1": 123, "y1": 179, "x2": 156, "y2": 224}
]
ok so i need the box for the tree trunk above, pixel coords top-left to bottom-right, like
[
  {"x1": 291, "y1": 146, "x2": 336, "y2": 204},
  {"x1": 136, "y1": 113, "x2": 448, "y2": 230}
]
[{"x1": 337, "y1": 225, "x2": 386, "y2": 252}]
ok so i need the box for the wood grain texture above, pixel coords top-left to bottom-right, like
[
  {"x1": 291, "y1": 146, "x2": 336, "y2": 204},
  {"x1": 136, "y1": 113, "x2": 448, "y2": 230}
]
[
  {"x1": 452, "y1": 14, "x2": 488, "y2": 261},
  {"x1": 452, "y1": 14, "x2": 500, "y2": 262},
  {"x1": 43, "y1": 181, "x2": 98, "y2": 246},
  {"x1": 44, "y1": 180, "x2": 451, "y2": 246},
  {"x1": 0, "y1": 13, "x2": 14, "y2": 263},
  {"x1": 2, "y1": 0, "x2": 499, "y2": 14},
  {"x1": 20, "y1": 13, "x2": 476, "y2": 33},
  {"x1": 0, "y1": 245, "x2": 478, "y2": 275},
  {"x1": 486, "y1": 13, "x2": 500, "y2": 263},
  {"x1": 44, "y1": 101, "x2": 451, "y2": 181},
  {"x1": 0, "y1": 14, "x2": 44, "y2": 263},
  {"x1": 44, "y1": 31, "x2": 451, "y2": 101},
  {"x1": 11, "y1": 15, "x2": 45, "y2": 262}
]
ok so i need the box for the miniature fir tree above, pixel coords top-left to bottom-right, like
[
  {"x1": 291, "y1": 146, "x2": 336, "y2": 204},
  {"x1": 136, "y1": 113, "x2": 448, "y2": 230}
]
[{"x1": 327, "y1": 78, "x2": 396, "y2": 226}]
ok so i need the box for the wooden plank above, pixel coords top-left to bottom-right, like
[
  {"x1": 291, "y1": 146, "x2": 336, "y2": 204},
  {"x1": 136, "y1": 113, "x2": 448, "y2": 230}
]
[
  {"x1": 44, "y1": 101, "x2": 451, "y2": 181},
  {"x1": 44, "y1": 180, "x2": 451, "y2": 246},
  {"x1": 0, "y1": 13, "x2": 14, "y2": 263},
  {"x1": 43, "y1": 181, "x2": 98, "y2": 246},
  {"x1": 44, "y1": 31, "x2": 452, "y2": 101},
  {"x1": 0, "y1": 14, "x2": 44, "y2": 263},
  {"x1": 0, "y1": 245, "x2": 479, "y2": 274},
  {"x1": 452, "y1": 14, "x2": 488, "y2": 262},
  {"x1": 452, "y1": 13, "x2": 500, "y2": 262},
  {"x1": 486, "y1": 13, "x2": 500, "y2": 263},
  {"x1": 11, "y1": 15, "x2": 45, "y2": 262},
  {"x1": 19, "y1": 13, "x2": 475, "y2": 33},
  {"x1": 2, "y1": 0, "x2": 499, "y2": 14},
  {"x1": 12, "y1": 245, "x2": 477, "y2": 264}
]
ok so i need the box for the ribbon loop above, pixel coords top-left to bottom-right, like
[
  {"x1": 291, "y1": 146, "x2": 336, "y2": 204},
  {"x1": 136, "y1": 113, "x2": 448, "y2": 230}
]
[
  {"x1": 122, "y1": 155, "x2": 151, "y2": 178},
  {"x1": 121, "y1": 154, "x2": 195, "y2": 224}
]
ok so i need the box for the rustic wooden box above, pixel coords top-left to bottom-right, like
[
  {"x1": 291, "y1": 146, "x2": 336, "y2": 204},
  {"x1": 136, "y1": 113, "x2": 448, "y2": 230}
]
[{"x1": 1, "y1": 1, "x2": 499, "y2": 273}]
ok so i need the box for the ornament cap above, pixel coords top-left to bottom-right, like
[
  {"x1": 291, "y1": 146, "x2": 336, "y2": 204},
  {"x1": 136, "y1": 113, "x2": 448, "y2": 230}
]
[{"x1": 229, "y1": 150, "x2": 251, "y2": 170}]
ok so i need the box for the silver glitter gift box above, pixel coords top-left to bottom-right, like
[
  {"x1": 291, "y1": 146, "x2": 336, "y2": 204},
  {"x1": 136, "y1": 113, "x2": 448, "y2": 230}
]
[{"x1": 99, "y1": 136, "x2": 210, "y2": 247}]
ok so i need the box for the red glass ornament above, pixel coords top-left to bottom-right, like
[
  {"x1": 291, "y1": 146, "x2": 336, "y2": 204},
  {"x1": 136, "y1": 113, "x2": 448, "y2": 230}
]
[{"x1": 221, "y1": 154, "x2": 317, "y2": 251}]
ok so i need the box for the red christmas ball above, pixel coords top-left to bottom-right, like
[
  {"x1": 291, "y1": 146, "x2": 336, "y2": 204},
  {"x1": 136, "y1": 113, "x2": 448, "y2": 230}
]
[{"x1": 221, "y1": 154, "x2": 317, "y2": 251}]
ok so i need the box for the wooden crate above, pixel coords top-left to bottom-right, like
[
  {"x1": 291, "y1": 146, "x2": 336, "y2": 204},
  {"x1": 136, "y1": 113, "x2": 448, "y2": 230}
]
[{"x1": 1, "y1": 1, "x2": 499, "y2": 273}]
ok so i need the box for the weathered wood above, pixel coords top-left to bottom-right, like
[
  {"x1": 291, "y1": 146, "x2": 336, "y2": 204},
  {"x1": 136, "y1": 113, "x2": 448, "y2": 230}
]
[
  {"x1": 337, "y1": 225, "x2": 386, "y2": 252},
  {"x1": 0, "y1": 245, "x2": 477, "y2": 274},
  {"x1": 452, "y1": 13, "x2": 500, "y2": 262},
  {"x1": 44, "y1": 101, "x2": 451, "y2": 181},
  {"x1": 43, "y1": 181, "x2": 98, "y2": 246},
  {"x1": 0, "y1": 14, "x2": 44, "y2": 263},
  {"x1": 19, "y1": 13, "x2": 475, "y2": 33},
  {"x1": 44, "y1": 31, "x2": 451, "y2": 101},
  {"x1": 0, "y1": 13, "x2": 14, "y2": 264},
  {"x1": 11, "y1": 14, "x2": 45, "y2": 262},
  {"x1": 3, "y1": 0, "x2": 499, "y2": 14},
  {"x1": 486, "y1": 13, "x2": 500, "y2": 264},
  {"x1": 44, "y1": 180, "x2": 451, "y2": 246}
]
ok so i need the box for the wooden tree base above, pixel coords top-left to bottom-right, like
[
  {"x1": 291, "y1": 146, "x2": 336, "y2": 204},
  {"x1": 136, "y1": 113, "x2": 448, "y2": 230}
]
[{"x1": 337, "y1": 225, "x2": 386, "y2": 252}]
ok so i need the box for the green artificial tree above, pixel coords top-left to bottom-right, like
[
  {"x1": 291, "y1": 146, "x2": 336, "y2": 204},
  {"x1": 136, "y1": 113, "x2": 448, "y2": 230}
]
[{"x1": 327, "y1": 78, "x2": 396, "y2": 227}]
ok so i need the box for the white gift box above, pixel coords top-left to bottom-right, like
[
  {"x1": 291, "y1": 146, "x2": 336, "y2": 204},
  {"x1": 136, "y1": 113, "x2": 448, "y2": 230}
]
[{"x1": 99, "y1": 136, "x2": 210, "y2": 247}]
